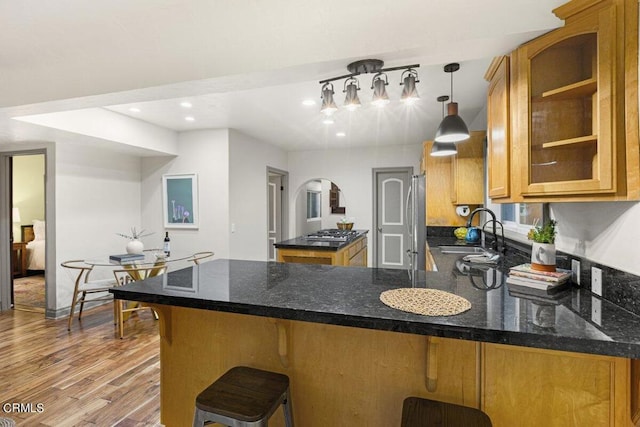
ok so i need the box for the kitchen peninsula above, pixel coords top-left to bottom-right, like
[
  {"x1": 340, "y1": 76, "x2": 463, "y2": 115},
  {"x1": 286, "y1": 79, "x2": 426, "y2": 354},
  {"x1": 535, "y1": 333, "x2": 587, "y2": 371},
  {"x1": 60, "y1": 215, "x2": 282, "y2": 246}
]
[
  {"x1": 111, "y1": 258, "x2": 640, "y2": 426},
  {"x1": 274, "y1": 228, "x2": 368, "y2": 267}
]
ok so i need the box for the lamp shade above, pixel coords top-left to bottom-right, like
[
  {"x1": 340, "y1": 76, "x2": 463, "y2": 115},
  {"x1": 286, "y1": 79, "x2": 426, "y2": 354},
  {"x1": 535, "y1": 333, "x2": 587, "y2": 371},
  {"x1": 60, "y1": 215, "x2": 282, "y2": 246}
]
[
  {"x1": 343, "y1": 78, "x2": 361, "y2": 111},
  {"x1": 400, "y1": 72, "x2": 419, "y2": 104},
  {"x1": 434, "y1": 102, "x2": 470, "y2": 143},
  {"x1": 320, "y1": 83, "x2": 338, "y2": 116},
  {"x1": 430, "y1": 141, "x2": 457, "y2": 157},
  {"x1": 371, "y1": 75, "x2": 390, "y2": 107},
  {"x1": 12, "y1": 207, "x2": 21, "y2": 222}
]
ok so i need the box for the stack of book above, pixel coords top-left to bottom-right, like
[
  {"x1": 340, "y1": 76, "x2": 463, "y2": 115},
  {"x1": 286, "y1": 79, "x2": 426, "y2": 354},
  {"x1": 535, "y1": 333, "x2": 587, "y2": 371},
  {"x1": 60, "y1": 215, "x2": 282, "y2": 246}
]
[
  {"x1": 506, "y1": 263, "x2": 572, "y2": 291},
  {"x1": 109, "y1": 253, "x2": 145, "y2": 264}
]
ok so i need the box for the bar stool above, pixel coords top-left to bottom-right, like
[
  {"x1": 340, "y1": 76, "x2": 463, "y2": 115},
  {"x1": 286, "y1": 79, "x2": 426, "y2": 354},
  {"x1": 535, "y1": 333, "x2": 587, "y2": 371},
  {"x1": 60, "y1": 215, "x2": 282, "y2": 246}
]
[
  {"x1": 401, "y1": 397, "x2": 492, "y2": 427},
  {"x1": 193, "y1": 366, "x2": 294, "y2": 427}
]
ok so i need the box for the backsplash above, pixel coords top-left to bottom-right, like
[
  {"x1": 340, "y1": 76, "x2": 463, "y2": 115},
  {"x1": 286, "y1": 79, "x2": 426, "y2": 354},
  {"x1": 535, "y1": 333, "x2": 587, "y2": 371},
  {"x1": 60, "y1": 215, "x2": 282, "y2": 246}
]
[{"x1": 427, "y1": 226, "x2": 640, "y2": 316}]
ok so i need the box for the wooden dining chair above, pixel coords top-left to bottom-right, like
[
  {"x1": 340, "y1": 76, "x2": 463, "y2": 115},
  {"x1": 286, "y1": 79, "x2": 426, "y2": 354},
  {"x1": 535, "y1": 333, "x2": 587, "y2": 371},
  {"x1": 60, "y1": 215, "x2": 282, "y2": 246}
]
[
  {"x1": 112, "y1": 264, "x2": 167, "y2": 339},
  {"x1": 61, "y1": 260, "x2": 118, "y2": 331},
  {"x1": 190, "y1": 251, "x2": 214, "y2": 265}
]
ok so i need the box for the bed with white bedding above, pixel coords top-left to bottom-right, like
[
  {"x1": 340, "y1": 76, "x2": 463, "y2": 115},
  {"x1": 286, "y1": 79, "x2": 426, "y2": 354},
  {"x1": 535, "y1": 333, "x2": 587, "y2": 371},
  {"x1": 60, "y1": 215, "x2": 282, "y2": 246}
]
[{"x1": 22, "y1": 220, "x2": 45, "y2": 271}]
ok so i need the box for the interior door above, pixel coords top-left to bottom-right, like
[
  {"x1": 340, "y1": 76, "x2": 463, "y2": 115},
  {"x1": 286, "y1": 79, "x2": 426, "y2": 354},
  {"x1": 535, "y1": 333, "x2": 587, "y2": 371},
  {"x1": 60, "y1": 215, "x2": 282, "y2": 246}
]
[
  {"x1": 374, "y1": 169, "x2": 411, "y2": 269},
  {"x1": 268, "y1": 174, "x2": 282, "y2": 261}
]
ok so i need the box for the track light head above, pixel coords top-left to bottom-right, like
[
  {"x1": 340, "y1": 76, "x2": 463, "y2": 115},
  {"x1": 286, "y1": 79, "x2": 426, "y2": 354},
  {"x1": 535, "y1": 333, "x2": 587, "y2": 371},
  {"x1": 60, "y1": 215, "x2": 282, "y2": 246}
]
[
  {"x1": 400, "y1": 69, "x2": 420, "y2": 105},
  {"x1": 343, "y1": 77, "x2": 361, "y2": 111},
  {"x1": 371, "y1": 73, "x2": 390, "y2": 108},
  {"x1": 320, "y1": 82, "x2": 338, "y2": 116}
]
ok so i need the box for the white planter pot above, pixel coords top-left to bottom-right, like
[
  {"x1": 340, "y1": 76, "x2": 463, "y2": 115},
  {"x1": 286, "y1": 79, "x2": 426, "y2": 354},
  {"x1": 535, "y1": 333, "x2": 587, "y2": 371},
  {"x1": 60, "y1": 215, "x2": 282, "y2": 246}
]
[
  {"x1": 531, "y1": 242, "x2": 556, "y2": 271},
  {"x1": 126, "y1": 239, "x2": 144, "y2": 254}
]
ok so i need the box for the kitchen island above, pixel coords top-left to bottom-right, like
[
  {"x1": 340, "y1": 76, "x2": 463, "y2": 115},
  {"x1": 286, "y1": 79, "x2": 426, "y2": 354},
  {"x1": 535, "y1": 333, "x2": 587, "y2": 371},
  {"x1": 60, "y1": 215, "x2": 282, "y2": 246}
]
[
  {"x1": 111, "y1": 258, "x2": 640, "y2": 426},
  {"x1": 274, "y1": 228, "x2": 368, "y2": 267}
]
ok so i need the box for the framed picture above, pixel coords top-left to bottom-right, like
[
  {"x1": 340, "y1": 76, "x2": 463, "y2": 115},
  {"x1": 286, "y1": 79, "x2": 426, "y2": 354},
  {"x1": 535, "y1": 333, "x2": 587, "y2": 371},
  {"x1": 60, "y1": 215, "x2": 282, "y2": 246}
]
[{"x1": 162, "y1": 173, "x2": 198, "y2": 229}]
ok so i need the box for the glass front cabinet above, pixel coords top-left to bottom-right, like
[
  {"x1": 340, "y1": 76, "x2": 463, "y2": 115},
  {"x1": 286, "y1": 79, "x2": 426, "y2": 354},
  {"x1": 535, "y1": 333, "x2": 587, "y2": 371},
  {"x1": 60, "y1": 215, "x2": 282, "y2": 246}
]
[{"x1": 488, "y1": 0, "x2": 639, "y2": 203}]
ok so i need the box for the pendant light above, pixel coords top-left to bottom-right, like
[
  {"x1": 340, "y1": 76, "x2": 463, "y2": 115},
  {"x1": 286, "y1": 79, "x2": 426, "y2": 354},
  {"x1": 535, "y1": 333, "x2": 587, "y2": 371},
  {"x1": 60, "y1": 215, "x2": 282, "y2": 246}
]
[
  {"x1": 431, "y1": 95, "x2": 458, "y2": 157},
  {"x1": 320, "y1": 82, "x2": 338, "y2": 116},
  {"x1": 343, "y1": 77, "x2": 361, "y2": 111},
  {"x1": 400, "y1": 68, "x2": 420, "y2": 105},
  {"x1": 434, "y1": 63, "x2": 469, "y2": 143},
  {"x1": 371, "y1": 72, "x2": 390, "y2": 107}
]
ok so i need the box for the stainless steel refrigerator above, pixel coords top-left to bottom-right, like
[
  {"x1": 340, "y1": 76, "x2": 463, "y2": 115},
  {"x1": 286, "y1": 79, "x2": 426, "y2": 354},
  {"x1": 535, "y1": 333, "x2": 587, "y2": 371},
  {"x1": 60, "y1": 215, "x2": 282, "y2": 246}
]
[{"x1": 406, "y1": 174, "x2": 427, "y2": 286}]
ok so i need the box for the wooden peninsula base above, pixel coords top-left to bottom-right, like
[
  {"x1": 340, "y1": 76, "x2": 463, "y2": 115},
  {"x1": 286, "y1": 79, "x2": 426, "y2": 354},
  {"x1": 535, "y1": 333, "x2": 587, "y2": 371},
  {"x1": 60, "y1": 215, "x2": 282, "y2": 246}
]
[{"x1": 150, "y1": 305, "x2": 639, "y2": 427}]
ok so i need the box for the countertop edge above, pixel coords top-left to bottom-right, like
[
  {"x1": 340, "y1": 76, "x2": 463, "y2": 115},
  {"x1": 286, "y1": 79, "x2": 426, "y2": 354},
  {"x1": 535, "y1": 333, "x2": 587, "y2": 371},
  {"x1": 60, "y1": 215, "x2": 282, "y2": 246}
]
[{"x1": 110, "y1": 287, "x2": 640, "y2": 359}]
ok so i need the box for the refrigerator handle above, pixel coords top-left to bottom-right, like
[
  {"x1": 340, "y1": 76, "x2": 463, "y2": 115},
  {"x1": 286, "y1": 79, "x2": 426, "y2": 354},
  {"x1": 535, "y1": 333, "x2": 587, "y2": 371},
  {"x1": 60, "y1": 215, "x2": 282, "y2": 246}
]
[{"x1": 405, "y1": 184, "x2": 413, "y2": 238}]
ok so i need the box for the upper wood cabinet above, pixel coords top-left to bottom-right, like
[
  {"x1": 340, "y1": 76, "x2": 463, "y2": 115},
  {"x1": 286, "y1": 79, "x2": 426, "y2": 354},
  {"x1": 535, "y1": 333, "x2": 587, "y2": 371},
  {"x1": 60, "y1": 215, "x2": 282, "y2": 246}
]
[
  {"x1": 485, "y1": 55, "x2": 511, "y2": 200},
  {"x1": 486, "y1": 0, "x2": 639, "y2": 202},
  {"x1": 450, "y1": 131, "x2": 485, "y2": 205},
  {"x1": 423, "y1": 131, "x2": 485, "y2": 226}
]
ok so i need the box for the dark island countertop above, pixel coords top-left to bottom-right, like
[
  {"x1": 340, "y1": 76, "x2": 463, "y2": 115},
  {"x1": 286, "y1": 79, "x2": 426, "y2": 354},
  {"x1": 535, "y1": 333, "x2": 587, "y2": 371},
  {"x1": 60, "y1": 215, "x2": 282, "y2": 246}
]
[
  {"x1": 273, "y1": 229, "x2": 368, "y2": 251},
  {"x1": 111, "y1": 250, "x2": 640, "y2": 359}
]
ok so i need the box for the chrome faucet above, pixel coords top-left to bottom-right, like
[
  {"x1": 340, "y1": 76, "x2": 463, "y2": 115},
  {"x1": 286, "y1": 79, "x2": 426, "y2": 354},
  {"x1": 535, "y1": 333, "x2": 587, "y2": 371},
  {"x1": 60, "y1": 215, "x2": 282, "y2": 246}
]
[{"x1": 466, "y1": 208, "x2": 505, "y2": 254}]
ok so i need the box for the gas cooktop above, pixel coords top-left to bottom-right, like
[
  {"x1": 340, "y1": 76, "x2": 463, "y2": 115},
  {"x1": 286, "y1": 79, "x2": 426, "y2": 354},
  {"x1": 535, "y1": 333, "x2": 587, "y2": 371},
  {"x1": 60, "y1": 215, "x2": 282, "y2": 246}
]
[{"x1": 304, "y1": 229, "x2": 359, "y2": 242}]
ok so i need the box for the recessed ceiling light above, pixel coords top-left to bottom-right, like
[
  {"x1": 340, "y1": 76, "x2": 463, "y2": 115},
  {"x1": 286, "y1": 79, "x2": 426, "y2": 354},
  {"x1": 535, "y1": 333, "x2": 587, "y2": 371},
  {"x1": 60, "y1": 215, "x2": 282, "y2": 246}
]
[
  {"x1": 129, "y1": 107, "x2": 141, "y2": 113},
  {"x1": 322, "y1": 118, "x2": 334, "y2": 125},
  {"x1": 185, "y1": 116, "x2": 195, "y2": 122},
  {"x1": 302, "y1": 99, "x2": 316, "y2": 106},
  {"x1": 180, "y1": 102, "x2": 192, "y2": 108},
  {"x1": 336, "y1": 132, "x2": 346, "y2": 137}
]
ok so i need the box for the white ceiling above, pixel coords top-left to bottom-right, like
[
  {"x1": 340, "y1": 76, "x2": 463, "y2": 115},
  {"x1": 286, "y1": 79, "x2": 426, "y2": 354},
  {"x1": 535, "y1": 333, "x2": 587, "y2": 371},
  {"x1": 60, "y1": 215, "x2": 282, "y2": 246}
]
[{"x1": 0, "y1": 0, "x2": 567, "y2": 153}]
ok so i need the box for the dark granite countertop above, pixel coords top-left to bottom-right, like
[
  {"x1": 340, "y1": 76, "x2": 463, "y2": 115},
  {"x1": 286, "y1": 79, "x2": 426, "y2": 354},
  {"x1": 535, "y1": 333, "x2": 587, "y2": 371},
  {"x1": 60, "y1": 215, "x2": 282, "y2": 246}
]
[
  {"x1": 111, "y1": 248, "x2": 640, "y2": 358},
  {"x1": 273, "y1": 230, "x2": 368, "y2": 251}
]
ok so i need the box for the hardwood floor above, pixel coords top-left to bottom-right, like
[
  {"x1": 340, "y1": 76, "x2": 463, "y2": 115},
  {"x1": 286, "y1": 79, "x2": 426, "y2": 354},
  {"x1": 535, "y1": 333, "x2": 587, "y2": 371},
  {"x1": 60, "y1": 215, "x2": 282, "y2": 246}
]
[{"x1": 0, "y1": 303, "x2": 161, "y2": 426}]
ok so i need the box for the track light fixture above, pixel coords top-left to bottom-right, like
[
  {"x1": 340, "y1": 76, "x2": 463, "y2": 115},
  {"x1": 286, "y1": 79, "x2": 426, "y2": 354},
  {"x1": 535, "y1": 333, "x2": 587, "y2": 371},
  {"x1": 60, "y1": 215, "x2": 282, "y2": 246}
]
[
  {"x1": 431, "y1": 95, "x2": 458, "y2": 157},
  {"x1": 319, "y1": 59, "x2": 419, "y2": 115},
  {"x1": 434, "y1": 62, "x2": 470, "y2": 143}
]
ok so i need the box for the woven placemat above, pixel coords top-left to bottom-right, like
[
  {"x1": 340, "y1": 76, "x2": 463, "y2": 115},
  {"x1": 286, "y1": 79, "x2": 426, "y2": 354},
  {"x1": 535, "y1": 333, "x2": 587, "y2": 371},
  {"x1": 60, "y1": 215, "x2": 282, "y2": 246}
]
[{"x1": 380, "y1": 288, "x2": 471, "y2": 316}]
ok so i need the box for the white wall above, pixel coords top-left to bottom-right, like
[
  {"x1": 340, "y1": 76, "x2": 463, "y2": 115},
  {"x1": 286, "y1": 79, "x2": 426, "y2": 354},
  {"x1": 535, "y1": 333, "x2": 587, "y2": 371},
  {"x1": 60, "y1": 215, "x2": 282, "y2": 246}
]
[
  {"x1": 54, "y1": 142, "x2": 142, "y2": 311},
  {"x1": 228, "y1": 129, "x2": 288, "y2": 261},
  {"x1": 141, "y1": 129, "x2": 230, "y2": 263},
  {"x1": 550, "y1": 201, "x2": 640, "y2": 276},
  {"x1": 287, "y1": 143, "x2": 423, "y2": 265}
]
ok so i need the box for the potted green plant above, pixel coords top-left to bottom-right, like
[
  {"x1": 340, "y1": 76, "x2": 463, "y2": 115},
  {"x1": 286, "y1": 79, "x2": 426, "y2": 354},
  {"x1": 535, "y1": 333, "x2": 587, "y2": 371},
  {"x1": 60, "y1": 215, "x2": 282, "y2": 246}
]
[{"x1": 527, "y1": 219, "x2": 557, "y2": 271}]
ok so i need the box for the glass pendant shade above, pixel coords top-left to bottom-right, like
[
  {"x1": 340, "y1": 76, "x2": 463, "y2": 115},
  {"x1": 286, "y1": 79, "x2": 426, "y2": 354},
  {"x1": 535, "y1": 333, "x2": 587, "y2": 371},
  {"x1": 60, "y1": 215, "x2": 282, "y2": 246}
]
[
  {"x1": 430, "y1": 141, "x2": 457, "y2": 156},
  {"x1": 371, "y1": 74, "x2": 390, "y2": 107},
  {"x1": 343, "y1": 78, "x2": 361, "y2": 111},
  {"x1": 400, "y1": 71, "x2": 419, "y2": 104},
  {"x1": 320, "y1": 83, "x2": 338, "y2": 116},
  {"x1": 434, "y1": 102, "x2": 470, "y2": 142}
]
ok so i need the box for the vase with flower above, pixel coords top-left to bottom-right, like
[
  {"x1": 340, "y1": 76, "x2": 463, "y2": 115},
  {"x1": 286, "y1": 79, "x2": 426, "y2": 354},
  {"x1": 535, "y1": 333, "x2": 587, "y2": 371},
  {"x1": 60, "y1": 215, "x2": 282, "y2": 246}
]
[
  {"x1": 117, "y1": 227, "x2": 154, "y2": 254},
  {"x1": 527, "y1": 219, "x2": 557, "y2": 272}
]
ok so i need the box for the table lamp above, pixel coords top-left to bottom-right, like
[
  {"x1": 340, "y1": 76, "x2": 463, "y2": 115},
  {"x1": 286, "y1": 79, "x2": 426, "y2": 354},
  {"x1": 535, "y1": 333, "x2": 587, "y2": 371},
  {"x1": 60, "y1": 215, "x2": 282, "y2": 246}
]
[{"x1": 12, "y1": 207, "x2": 21, "y2": 222}]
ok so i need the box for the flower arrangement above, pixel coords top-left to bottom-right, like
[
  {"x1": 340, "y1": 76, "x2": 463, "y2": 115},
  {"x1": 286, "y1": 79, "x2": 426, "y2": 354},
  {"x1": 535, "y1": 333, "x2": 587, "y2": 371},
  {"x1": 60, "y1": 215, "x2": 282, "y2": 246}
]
[
  {"x1": 527, "y1": 219, "x2": 557, "y2": 244},
  {"x1": 116, "y1": 227, "x2": 154, "y2": 241}
]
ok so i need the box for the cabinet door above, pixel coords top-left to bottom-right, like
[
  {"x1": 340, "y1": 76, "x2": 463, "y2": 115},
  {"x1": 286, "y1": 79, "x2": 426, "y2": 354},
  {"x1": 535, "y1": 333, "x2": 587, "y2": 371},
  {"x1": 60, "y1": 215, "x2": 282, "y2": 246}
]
[
  {"x1": 485, "y1": 56, "x2": 511, "y2": 199},
  {"x1": 516, "y1": 5, "x2": 617, "y2": 196},
  {"x1": 450, "y1": 131, "x2": 485, "y2": 205},
  {"x1": 482, "y1": 343, "x2": 631, "y2": 427}
]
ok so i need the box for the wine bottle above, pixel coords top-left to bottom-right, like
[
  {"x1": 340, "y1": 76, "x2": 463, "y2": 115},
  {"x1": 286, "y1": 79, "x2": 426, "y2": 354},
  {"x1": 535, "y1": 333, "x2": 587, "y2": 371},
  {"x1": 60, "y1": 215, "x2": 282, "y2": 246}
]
[{"x1": 163, "y1": 231, "x2": 171, "y2": 256}]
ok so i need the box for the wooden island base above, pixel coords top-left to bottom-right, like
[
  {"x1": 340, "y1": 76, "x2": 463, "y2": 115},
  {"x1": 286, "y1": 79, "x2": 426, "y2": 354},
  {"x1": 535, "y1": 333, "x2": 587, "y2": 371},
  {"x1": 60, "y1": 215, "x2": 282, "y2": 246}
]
[{"x1": 151, "y1": 305, "x2": 639, "y2": 427}]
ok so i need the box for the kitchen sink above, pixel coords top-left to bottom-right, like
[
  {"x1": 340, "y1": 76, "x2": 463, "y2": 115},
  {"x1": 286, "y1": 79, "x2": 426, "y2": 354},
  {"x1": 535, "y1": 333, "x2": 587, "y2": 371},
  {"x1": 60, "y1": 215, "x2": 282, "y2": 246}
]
[{"x1": 438, "y1": 245, "x2": 486, "y2": 254}]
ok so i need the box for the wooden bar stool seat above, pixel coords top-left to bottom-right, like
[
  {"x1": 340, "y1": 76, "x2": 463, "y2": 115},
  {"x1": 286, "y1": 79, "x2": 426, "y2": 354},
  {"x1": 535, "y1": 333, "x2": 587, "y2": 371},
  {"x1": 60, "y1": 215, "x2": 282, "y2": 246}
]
[
  {"x1": 193, "y1": 366, "x2": 294, "y2": 427},
  {"x1": 401, "y1": 397, "x2": 492, "y2": 427}
]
